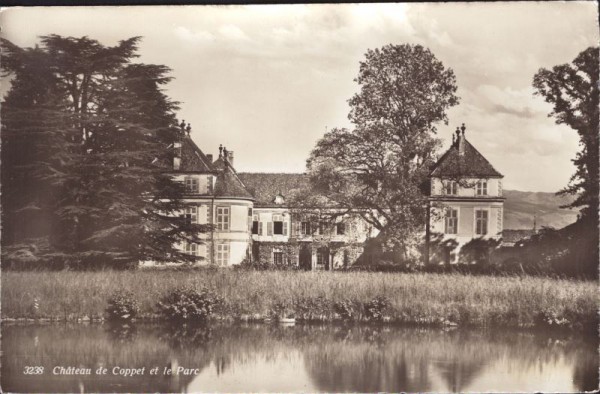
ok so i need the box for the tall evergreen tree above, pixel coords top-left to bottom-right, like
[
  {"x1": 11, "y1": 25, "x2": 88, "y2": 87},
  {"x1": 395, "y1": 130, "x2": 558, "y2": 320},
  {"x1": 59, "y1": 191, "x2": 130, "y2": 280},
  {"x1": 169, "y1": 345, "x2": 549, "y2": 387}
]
[{"x1": 1, "y1": 35, "x2": 206, "y2": 268}]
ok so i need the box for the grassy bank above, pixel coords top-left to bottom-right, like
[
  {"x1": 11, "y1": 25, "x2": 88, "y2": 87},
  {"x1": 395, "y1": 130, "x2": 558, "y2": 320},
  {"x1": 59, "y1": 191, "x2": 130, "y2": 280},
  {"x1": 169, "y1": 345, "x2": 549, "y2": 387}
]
[{"x1": 2, "y1": 270, "x2": 597, "y2": 330}]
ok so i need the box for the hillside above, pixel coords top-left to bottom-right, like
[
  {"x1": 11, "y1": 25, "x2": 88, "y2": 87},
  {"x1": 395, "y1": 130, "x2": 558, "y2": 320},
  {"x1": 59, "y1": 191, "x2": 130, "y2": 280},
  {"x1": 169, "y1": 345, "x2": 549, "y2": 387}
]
[{"x1": 503, "y1": 189, "x2": 578, "y2": 230}]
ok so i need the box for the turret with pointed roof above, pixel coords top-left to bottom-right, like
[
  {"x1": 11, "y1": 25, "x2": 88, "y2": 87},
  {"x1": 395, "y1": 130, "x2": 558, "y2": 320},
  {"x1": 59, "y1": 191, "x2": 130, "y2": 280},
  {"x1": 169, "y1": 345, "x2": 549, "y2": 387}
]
[
  {"x1": 211, "y1": 146, "x2": 254, "y2": 200},
  {"x1": 430, "y1": 124, "x2": 503, "y2": 179},
  {"x1": 426, "y1": 123, "x2": 505, "y2": 264}
]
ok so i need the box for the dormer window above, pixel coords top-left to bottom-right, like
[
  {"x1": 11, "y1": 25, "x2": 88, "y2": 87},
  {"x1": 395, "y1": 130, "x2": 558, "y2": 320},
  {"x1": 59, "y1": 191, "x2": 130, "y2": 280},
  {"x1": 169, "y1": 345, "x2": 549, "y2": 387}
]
[
  {"x1": 444, "y1": 180, "x2": 458, "y2": 195},
  {"x1": 476, "y1": 180, "x2": 488, "y2": 196},
  {"x1": 185, "y1": 177, "x2": 199, "y2": 193},
  {"x1": 274, "y1": 194, "x2": 285, "y2": 205}
]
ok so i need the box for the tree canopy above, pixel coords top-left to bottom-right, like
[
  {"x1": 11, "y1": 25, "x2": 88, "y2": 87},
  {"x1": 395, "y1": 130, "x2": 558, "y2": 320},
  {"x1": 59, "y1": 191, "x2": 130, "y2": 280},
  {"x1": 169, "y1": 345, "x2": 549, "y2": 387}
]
[
  {"x1": 532, "y1": 46, "x2": 599, "y2": 278},
  {"x1": 1, "y1": 35, "x2": 206, "y2": 268},
  {"x1": 533, "y1": 46, "x2": 599, "y2": 221},
  {"x1": 306, "y1": 44, "x2": 459, "y2": 261}
]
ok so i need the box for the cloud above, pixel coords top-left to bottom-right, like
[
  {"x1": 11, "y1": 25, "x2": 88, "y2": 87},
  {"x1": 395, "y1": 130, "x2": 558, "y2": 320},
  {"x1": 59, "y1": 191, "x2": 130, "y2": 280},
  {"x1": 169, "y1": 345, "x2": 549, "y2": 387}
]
[
  {"x1": 476, "y1": 85, "x2": 552, "y2": 118},
  {"x1": 0, "y1": 3, "x2": 596, "y2": 192},
  {"x1": 174, "y1": 26, "x2": 215, "y2": 43},
  {"x1": 218, "y1": 24, "x2": 249, "y2": 41}
]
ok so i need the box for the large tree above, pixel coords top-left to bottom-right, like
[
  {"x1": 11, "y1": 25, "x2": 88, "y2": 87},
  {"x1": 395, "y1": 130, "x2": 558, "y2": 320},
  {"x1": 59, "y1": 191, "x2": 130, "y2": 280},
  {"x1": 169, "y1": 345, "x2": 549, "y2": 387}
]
[
  {"x1": 306, "y1": 44, "x2": 459, "y2": 261},
  {"x1": 1, "y1": 35, "x2": 206, "y2": 268},
  {"x1": 533, "y1": 46, "x2": 599, "y2": 222},
  {"x1": 532, "y1": 46, "x2": 599, "y2": 278}
]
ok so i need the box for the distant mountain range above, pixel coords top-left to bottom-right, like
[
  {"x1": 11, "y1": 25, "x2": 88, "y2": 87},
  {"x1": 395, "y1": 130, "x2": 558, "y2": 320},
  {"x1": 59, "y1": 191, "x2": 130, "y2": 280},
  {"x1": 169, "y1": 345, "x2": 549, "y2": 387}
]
[{"x1": 503, "y1": 189, "x2": 578, "y2": 230}]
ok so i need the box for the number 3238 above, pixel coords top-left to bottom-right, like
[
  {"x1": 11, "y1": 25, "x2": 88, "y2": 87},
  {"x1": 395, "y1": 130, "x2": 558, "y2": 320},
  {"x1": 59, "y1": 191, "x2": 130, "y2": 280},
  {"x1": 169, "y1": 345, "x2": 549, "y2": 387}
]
[{"x1": 23, "y1": 366, "x2": 44, "y2": 374}]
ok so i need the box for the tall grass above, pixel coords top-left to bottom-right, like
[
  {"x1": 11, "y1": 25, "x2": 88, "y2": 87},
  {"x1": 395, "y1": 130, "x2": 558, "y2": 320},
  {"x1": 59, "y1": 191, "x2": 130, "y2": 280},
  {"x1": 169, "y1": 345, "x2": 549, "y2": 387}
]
[{"x1": 2, "y1": 270, "x2": 597, "y2": 330}]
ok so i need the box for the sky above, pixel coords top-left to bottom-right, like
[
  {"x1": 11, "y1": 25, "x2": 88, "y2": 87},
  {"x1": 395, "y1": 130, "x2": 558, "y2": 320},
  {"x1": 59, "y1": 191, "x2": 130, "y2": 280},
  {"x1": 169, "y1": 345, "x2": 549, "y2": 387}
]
[{"x1": 1, "y1": 3, "x2": 598, "y2": 192}]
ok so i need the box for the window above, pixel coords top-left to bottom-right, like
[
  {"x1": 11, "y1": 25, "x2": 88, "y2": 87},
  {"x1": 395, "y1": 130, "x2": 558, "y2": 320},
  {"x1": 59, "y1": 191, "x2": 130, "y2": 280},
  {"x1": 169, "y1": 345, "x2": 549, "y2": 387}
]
[
  {"x1": 316, "y1": 251, "x2": 325, "y2": 266},
  {"x1": 216, "y1": 207, "x2": 230, "y2": 230},
  {"x1": 476, "y1": 180, "x2": 488, "y2": 196},
  {"x1": 336, "y1": 222, "x2": 345, "y2": 235},
  {"x1": 316, "y1": 248, "x2": 328, "y2": 266},
  {"x1": 315, "y1": 222, "x2": 326, "y2": 236},
  {"x1": 475, "y1": 210, "x2": 488, "y2": 235},
  {"x1": 216, "y1": 244, "x2": 229, "y2": 266},
  {"x1": 184, "y1": 206, "x2": 197, "y2": 225},
  {"x1": 273, "y1": 250, "x2": 285, "y2": 265},
  {"x1": 185, "y1": 177, "x2": 199, "y2": 193},
  {"x1": 251, "y1": 215, "x2": 260, "y2": 235},
  {"x1": 301, "y1": 221, "x2": 311, "y2": 235},
  {"x1": 272, "y1": 214, "x2": 287, "y2": 236},
  {"x1": 184, "y1": 242, "x2": 197, "y2": 256},
  {"x1": 444, "y1": 180, "x2": 458, "y2": 195},
  {"x1": 444, "y1": 208, "x2": 458, "y2": 234}
]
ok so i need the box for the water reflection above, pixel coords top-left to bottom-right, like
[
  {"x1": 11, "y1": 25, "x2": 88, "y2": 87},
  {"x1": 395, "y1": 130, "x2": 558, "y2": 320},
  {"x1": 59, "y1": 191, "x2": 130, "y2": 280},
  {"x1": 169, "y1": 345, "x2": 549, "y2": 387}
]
[{"x1": 1, "y1": 322, "x2": 597, "y2": 393}]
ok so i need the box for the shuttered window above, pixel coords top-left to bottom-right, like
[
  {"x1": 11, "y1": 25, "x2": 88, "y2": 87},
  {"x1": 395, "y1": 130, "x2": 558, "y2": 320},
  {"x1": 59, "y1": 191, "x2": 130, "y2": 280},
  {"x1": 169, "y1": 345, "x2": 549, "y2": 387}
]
[{"x1": 272, "y1": 214, "x2": 287, "y2": 235}]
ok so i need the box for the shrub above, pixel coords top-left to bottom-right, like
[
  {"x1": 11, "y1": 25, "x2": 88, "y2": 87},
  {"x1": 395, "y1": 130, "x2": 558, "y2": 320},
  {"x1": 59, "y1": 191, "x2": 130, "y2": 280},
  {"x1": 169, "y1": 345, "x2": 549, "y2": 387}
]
[
  {"x1": 334, "y1": 298, "x2": 358, "y2": 321},
  {"x1": 106, "y1": 290, "x2": 140, "y2": 321},
  {"x1": 293, "y1": 296, "x2": 331, "y2": 321},
  {"x1": 269, "y1": 301, "x2": 293, "y2": 319},
  {"x1": 363, "y1": 295, "x2": 390, "y2": 321},
  {"x1": 156, "y1": 287, "x2": 222, "y2": 323},
  {"x1": 236, "y1": 259, "x2": 300, "y2": 271}
]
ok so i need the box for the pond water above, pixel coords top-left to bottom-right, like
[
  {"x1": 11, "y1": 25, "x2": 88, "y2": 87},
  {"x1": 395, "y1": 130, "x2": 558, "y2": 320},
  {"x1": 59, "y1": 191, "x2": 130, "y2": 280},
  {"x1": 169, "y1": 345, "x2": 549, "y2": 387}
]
[{"x1": 2, "y1": 322, "x2": 597, "y2": 393}]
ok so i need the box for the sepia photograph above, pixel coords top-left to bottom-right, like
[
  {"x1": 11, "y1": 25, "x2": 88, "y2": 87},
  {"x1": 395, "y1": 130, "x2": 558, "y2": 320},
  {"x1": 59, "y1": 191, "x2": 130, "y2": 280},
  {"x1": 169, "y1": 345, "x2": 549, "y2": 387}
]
[{"x1": 0, "y1": 2, "x2": 598, "y2": 393}]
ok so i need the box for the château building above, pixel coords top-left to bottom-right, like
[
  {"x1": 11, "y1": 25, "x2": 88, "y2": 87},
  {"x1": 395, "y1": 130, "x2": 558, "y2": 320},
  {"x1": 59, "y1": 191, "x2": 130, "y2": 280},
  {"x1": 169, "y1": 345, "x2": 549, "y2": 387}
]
[
  {"x1": 427, "y1": 124, "x2": 505, "y2": 262},
  {"x1": 165, "y1": 124, "x2": 375, "y2": 268},
  {"x1": 165, "y1": 122, "x2": 504, "y2": 268}
]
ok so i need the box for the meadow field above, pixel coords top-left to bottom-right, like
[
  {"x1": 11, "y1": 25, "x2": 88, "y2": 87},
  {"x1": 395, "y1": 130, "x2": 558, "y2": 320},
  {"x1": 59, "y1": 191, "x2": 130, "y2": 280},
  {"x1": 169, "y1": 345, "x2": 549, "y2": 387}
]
[{"x1": 2, "y1": 269, "x2": 597, "y2": 330}]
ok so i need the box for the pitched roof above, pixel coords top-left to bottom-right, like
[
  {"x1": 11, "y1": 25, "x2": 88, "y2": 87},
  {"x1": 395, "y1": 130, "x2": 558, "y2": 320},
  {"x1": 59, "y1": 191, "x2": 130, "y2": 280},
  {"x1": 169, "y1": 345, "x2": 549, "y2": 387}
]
[
  {"x1": 237, "y1": 173, "x2": 311, "y2": 207},
  {"x1": 430, "y1": 136, "x2": 503, "y2": 178},
  {"x1": 177, "y1": 136, "x2": 215, "y2": 173},
  {"x1": 212, "y1": 158, "x2": 254, "y2": 200}
]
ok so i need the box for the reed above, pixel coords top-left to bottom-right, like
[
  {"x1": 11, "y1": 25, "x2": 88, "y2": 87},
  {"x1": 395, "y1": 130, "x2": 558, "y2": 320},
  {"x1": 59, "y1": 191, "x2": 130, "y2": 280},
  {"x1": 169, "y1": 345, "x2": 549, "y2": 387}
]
[{"x1": 2, "y1": 269, "x2": 597, "y2": 330}]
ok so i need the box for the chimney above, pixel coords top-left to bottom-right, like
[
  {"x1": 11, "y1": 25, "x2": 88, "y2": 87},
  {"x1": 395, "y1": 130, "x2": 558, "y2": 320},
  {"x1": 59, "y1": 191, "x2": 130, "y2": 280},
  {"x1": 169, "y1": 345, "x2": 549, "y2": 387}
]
[
  {"x1": 458, "y1": 123, "x2": 466, "y2": 156},
  {"x1": 206, "y1": 154, "x2": 213, "y2": 163},
  {"x1": 173, "y1": 141, "x2": 182, "y2": 170},
  {"x1": 227, "y1": 150, "x2": 234, "y2": 167},
  {"x1": 455, "y1": 127, "x2": 460, "y2": 148}
]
